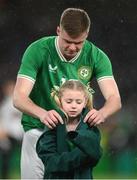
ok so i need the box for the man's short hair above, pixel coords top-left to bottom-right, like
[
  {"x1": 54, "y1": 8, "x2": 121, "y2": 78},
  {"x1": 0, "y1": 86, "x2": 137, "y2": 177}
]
[{"x1": 60, "y1": 8, "x2": 91, "y2": 38}]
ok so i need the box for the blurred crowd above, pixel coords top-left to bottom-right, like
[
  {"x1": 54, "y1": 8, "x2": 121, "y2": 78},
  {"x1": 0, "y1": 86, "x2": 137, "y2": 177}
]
[
  {"x1": 0, "y1": 79, "x2": 24, "y2": 179},
  {"x1": 98, "y1": 111, "x2": 137, "y2": 178}
]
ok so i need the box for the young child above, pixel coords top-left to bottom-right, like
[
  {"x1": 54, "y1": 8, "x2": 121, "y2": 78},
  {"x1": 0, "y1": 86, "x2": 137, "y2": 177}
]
[{"x1": 36, "y1": 80, "x2": 102, "y2": 179}]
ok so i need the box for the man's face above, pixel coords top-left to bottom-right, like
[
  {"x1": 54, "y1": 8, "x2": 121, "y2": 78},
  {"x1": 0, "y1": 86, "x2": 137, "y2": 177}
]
[{"x1": 57, "y1": 26, "x2": 88, "y2": 60}]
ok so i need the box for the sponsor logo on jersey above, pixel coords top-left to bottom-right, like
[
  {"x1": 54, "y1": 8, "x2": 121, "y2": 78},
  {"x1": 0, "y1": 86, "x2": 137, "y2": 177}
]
[
  {"x1": 78, "y1": 66, "x2": 91, "y2": 80},
  {"x1": 49, "y1": 64, "x2": 57, "y2": 73}
]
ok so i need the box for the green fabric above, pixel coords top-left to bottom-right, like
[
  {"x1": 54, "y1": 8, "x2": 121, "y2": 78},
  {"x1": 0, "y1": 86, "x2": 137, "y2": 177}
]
[
  {"x1": 17, "y1": 36, "x2": 113, "y2": 131},
  {"x1": 36, "y1": 110, "x2": 102, "y2": 179}
]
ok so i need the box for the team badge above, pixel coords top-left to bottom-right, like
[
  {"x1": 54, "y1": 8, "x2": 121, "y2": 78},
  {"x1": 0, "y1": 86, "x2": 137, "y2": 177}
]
[{"x1": 78, "y1": 66, "x2": 92, "y2": 80}]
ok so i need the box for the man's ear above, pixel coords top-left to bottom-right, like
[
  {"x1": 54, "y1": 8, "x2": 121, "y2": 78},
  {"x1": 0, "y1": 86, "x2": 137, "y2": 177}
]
[{"x1": 56, "y1": 26, "x2": 60, "y2": 36}]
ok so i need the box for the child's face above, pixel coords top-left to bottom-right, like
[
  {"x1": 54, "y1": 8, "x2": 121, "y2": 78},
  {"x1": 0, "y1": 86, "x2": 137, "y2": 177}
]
[{"x1": 60, "y1": 89, "x2": 87, "y2": 118}]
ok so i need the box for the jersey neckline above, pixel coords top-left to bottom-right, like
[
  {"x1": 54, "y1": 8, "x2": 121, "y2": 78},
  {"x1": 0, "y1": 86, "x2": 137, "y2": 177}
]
[{"x1": 55, "y1": 36, "x2": 82, "y2": 63}]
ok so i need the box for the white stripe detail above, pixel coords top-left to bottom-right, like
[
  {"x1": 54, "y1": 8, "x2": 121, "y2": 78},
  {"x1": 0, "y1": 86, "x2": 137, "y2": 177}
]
[
  {"x1": 55, "y1": 36, "x2": 81, "y2": 63},
  {"x1": 97, "y1": 76, "x2": 114, "y2": 82},
  {"x1": 17, "y1": 74, "x2": 35, "y2": 83}
]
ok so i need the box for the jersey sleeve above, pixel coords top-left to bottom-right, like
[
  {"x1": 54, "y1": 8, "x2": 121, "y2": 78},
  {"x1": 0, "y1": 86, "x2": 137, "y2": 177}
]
[
  {"x1": 18, "y1": 42, "x2": 44, "y2": 82},
  {"x1": 94, "y1": 48, "x2": 114, "y2": 81}
]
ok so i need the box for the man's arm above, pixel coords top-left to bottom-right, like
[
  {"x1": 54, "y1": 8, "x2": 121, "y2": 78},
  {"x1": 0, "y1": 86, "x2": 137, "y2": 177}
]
[
  {"x1": 84, "y1": 78, "x2": 122, "y2": 126},
  {"x1": 13, "y1": 77, "x2": 63, "y2": 128}
]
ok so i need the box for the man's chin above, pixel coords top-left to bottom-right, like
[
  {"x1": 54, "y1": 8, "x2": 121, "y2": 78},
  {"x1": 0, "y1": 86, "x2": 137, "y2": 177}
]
[{"x1": 65, "y1": 53, "x2": 77, "y2": 59}]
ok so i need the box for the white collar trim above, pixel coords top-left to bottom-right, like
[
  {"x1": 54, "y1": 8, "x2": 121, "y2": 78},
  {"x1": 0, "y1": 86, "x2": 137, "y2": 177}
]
[{"x1": 55, "y1": 36, "x2": 82, "y2": 63}]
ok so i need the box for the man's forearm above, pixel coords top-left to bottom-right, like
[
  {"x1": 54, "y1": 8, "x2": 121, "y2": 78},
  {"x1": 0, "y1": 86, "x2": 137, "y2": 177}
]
[
  {"x1": 13, "y1": 94, "x2": 46, "y2": 120},
  {"x1": 99, "y1": 95, "x2": 122, "y2": 119}
]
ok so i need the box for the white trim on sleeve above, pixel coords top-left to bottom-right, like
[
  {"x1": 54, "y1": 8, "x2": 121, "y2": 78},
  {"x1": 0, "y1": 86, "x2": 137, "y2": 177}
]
[
  {"x1": 17, "y1": 74, "x2": 35, "y2": 84},
  {"x1": 97, "y1": 76, "x2": 114, "y2": 82}
]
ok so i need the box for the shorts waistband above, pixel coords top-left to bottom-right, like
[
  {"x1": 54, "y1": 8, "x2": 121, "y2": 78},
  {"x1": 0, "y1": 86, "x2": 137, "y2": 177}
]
[{"x1": 26, "y1": 128, "x2": 44, "y2": 136}]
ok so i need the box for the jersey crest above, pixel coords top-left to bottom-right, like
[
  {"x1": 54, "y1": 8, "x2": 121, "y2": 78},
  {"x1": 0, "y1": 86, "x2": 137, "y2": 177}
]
[{"x1": 78, "y1": 66, "x2": 92, "y2": 80}]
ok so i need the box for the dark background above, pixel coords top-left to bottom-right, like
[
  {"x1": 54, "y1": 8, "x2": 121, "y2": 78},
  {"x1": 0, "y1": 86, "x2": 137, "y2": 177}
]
[{"x1": 0, "y1": 0, "x2": 137, "y2": 178}]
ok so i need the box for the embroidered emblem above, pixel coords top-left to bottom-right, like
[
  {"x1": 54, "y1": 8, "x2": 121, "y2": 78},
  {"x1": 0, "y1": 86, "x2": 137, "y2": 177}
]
[
  {"x1": 49, "y1": 64, "x2": 57, "y2": 72},
  {"x1": 78, "y1": 66, "x2": 91, "y2": 80}
]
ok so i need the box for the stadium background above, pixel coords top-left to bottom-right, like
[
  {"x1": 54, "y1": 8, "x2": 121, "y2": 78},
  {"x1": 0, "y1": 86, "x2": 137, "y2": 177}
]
[{"x1": 0, "y1": 0, "x2": 137, "y2": 178}]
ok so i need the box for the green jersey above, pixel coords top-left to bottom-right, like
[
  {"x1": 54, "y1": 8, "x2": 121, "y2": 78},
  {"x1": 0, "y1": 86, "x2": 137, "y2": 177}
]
[{"x1": 18, "y1": 36, "x2": 113, "y2": 131}]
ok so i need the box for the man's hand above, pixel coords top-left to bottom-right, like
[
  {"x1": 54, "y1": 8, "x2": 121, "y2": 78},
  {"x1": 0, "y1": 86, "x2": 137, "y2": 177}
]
[
  {"x1": 40, "y1": 110, "x2": 64, "y2": 129},
  {"x1": 84, "y1": 78, "x2": 122, "y2": 127},
  {"x1": 84, "y1": 109, "x2": 105, "y2": 126}
]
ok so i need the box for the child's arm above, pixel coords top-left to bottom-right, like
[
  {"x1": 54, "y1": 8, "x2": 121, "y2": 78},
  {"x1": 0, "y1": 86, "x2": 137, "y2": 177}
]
[
  {"x1": 36, "y1": 128, "x2": 99, "y2": 173},
  {"x1": 67, "y1": 125, "x2": 103, "y2": 166}
]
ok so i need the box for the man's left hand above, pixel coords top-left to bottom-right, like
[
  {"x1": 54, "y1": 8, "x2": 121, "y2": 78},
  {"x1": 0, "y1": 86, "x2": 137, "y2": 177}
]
[{"x1": 84, "y1": 109, "x2": 105, "y2": 126}]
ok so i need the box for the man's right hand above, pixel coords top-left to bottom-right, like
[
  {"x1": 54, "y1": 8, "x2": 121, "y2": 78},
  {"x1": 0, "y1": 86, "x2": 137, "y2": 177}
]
[
  {"x1": 40, "y1": 110, "x2": 64, "y2": 129},
  {"x1": 13, "y1": 78, "x2": 64, "y2": 129}
]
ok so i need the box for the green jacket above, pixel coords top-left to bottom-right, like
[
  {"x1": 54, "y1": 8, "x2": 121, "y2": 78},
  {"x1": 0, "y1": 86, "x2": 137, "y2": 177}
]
[{"x1": 36, "y1": 111, "x2": 102, "y2": 179}]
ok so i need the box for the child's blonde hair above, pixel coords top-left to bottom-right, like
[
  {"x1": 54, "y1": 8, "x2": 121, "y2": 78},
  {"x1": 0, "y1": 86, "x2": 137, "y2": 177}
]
[{"x1": 51, "y1": 80, "x2": 93, "y2": 110}]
